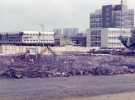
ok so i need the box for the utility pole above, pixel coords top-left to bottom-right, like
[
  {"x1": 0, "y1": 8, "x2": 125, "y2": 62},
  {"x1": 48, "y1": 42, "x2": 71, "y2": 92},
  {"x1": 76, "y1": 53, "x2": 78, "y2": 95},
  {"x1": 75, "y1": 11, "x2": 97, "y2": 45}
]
[
  {"x1": 121, "y1": 0, "x2": 123, "y2": 29},
  {"x1": 121, "y1": 0, "x2": 123, "y2": 5},
  {"x1": 39, "y1": 24, "x2": 45, "y2": 47},
  {"x1": 39, "y1": 24, "x2": 45, "y2": 32}
]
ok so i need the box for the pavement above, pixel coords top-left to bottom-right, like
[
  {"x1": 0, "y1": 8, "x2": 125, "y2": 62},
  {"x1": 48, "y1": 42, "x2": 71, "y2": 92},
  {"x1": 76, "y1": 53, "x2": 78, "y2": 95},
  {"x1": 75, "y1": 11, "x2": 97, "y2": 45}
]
[{"x1": 1, "y1": 74, "x2": 135, "y2": 100}]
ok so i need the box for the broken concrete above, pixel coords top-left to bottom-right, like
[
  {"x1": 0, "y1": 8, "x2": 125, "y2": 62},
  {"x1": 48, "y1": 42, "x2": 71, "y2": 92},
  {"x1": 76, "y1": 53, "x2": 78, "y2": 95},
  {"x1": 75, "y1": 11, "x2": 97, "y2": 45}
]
[{"x1": 0, "y1": 53, "x2": 135, "y2": 78}]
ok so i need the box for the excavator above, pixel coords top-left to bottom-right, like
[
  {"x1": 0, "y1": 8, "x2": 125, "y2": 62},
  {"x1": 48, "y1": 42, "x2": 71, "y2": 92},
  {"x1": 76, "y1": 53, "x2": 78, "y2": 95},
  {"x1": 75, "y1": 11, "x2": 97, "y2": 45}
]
[
  {"x1": 118, "y1": 29, "x2": 135, "y2": 56},
  {"x1": 119, "y1": 29, "x2": 135, "y2": 50}
]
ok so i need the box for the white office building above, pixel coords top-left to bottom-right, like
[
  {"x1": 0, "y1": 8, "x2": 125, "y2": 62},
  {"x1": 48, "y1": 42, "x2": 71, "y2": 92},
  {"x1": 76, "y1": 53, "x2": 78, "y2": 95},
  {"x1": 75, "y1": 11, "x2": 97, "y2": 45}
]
[
  {"x1": 0, "y1": 31, "x2": 55, "y2": 54},
  {"x1": 0, "y1": 31, "x2": 54, "y2": 45},
  {"x1": 101, "y1": 28, "x2": 132, "y2": 48},
  {"x1": 21, "y1": 31, "x2": 54, "y2": 44}
]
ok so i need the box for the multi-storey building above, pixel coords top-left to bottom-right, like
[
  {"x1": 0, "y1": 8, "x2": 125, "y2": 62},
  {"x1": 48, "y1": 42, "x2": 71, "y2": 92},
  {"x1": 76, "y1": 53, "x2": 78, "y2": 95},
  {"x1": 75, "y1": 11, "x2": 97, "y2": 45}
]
[
  {"x1": 53, "y1": 28, "x2": 79, "y2": 46},
  {"x1": 0, "y1": 31, "x2": 54, "y2": 46},
  {"x1": 71, "y1": 33, "x2": 87, "y2": 47},
  {"x1": 90, "y1": 10, "x2": 102, "y2": 47},
  {"x1": 89, "y1": 2, "x2": 134, "y2": 48},
  {"x1": 102, "y1": 4, "x2": 134, "y2": 28},
  {"x1": 53, "y1": 29, "x2": 62, "y2": 36},
  {"x1": 101, "y1": 28, "x2": 132, "y2": 48},
  {"x1": 53, "y1": 29, "x2": 63, "y2": 46},
  {"x1": 63, "y1": 28, "x2": 79, "y2": 38},
  {"x1": 0, "y1": 31, "x2": 55, "y2": 54}
]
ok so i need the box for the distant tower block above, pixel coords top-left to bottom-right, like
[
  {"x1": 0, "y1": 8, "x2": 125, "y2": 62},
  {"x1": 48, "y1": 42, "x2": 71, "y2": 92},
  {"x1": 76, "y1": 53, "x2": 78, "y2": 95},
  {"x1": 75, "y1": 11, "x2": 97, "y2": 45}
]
[
  {"x1": 121, "y1": 0, "x2": 127, "y2": 6},
  {"x1": 121, "y1": 0, "x2": 123, "y2": 5}
]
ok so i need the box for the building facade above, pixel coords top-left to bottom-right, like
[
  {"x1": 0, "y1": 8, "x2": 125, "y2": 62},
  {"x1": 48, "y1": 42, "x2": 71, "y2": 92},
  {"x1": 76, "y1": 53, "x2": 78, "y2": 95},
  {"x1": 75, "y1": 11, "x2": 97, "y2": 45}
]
[
  {"x1": 53, "y1": 28, "x2": 80, "y2": 46},
  {"x1": 0, "y1": 32, "x2": 22, "y2": 44},
  {"x1": 21, "y1": 31, "x2": 54, "y2": 45},
  {"x1": 89, "y1": 2, "x2": 134, "y2": 47},
  {"x1": 101, "y1": 28, "x2": 132, "y2": 48},
  {"x1": 89, "y1": 10, "x2": 103, "y2": 47},
  {"x1": 0, "y1": 31, "x2": 54, "y2": 46},
  {"x1": 102, "y1": 4, "x2": 134, "y2": 28},
  {"x1": 63, "y1": 28, "x2": 79, "y2": 38},
  {"x1": 71, "y1": 34, "x2": 87, "y2": 47},
  {"x1": 53, "y1": 29, "x2": 63, "y2": 46},
  {"x1": 53, "y1": 29, "x2": 62, "y2": 35}
]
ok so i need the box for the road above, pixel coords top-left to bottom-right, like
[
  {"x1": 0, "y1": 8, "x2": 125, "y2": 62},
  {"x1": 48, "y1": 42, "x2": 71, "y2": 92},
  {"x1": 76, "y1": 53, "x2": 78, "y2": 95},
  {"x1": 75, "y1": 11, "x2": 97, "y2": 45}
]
[{"x1": 1, "y1": 75, "x2": 135, "y2": 100}]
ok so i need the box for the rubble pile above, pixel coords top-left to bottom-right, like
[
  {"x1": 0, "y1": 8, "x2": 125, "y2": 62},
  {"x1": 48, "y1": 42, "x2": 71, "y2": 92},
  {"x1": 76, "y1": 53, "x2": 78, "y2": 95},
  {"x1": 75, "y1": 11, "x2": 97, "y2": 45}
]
[{"x1": 0, "y1": 53, "x2": 135, "y2": 79}]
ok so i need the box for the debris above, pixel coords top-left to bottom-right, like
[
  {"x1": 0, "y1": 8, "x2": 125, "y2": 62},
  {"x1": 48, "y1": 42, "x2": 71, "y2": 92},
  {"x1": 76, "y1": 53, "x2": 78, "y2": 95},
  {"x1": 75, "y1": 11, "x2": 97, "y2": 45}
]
[{"x1": 0, "y1": 53, "x2": 135, "y2": 79}]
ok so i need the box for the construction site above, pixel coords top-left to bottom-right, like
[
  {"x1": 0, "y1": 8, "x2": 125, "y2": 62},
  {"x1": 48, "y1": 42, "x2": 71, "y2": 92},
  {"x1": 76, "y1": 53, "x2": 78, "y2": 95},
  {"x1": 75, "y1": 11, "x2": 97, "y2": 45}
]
[
  {"x1": 0, "y1": 46, "x2": 135, "y2": 100},
  {"x1": 0, "y1": 0, "x2": 135, "y2": 99},
  {"x1": 0, "y1": 45, "x2": 135, "y2": 79},
  {"x1": 0, "y1": 34, "x2": 135, "y2": 100}
]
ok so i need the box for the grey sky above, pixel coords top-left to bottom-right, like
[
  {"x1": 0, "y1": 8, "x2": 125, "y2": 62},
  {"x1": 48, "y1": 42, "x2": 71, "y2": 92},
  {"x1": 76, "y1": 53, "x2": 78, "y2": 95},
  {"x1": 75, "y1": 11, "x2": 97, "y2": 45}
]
[{"x1": 0, "y1": 0, "x2": 134, "y2": 32}]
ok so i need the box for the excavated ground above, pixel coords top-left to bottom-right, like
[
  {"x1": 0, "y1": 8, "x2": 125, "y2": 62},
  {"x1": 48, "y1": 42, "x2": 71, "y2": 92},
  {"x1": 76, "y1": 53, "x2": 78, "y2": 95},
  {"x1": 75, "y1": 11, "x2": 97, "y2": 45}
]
[
  {"x1": 0, "y1": 53, "x2": 135, "y2": 78},
  {"x1": 0, "y1": 54, "x2": 135, "y2": 99}
]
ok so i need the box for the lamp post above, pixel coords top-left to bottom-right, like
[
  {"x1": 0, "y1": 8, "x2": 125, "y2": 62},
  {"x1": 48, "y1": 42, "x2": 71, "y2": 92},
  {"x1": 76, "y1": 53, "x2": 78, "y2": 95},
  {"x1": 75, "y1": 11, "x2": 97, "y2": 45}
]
[{"x1": 121, "y1": 0, "x2": 123, "y2": 29}]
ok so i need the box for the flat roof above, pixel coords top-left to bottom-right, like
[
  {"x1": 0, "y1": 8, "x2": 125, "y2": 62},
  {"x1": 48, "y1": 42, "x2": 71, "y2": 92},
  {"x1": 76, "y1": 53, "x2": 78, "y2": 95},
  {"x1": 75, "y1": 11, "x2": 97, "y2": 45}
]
[{"x1": 0, "y1": 31, "x2": 54, "y2": 35}]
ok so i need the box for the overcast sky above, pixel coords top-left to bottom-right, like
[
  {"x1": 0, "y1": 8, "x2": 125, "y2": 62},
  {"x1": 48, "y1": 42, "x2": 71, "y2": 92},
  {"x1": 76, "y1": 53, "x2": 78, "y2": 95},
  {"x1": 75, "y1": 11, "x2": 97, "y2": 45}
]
[{"x1": 0, "y1": 0, "x2": 134, "y2": 32}]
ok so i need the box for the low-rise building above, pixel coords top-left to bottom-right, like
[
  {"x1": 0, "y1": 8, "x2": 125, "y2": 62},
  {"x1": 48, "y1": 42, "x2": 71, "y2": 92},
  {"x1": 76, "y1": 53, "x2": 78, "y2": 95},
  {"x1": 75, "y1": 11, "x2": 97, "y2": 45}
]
[
  {"x1": 21, "y1": 31, "x2": 54, "y2": 45},
  {"x1": 0, "y1": 31, "x2": 55, "y2": 46},
  {"x1": 0, "y1": 31, "x2": 55, "y2": 55},
  {"x1": 71, "y1": 34, "x2": 87, "y2": 47}
]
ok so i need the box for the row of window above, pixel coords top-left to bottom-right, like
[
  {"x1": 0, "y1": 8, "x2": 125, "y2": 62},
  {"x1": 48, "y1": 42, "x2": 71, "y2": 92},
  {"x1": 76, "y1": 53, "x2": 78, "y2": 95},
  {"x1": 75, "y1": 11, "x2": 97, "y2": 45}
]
[
  {"x1": 0, "y1": 39, "x2": 54, "y2": 43},
  {"x1": 91, "y1": 42, "x2": 101, "y2": 46},
  {"x1": 91, "y1": 30, "x2": 101, "y2": 34},
  {"x1": 90, "y1": 24, "x2": 102, "y2": 28},
  {"x1": 23, "y1": 34, "x2": 53, "y2": 36},
  {"x1": 23, "y1": 40, "x2": 53, "y2": 42}
]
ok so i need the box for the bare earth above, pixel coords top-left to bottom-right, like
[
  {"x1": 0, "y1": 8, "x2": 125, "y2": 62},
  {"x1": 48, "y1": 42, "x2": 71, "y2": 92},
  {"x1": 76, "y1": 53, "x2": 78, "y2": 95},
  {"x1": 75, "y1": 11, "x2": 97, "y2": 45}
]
[{"x1": 1, "y1": 74, "x2": 135, "y2": 100}]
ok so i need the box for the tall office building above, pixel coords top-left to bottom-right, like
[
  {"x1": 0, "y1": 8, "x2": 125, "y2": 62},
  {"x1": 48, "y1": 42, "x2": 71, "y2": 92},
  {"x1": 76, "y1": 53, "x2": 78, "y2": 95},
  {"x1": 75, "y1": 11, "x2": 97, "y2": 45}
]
[
  {"x1": 89, "y1": 1, "x2": 134, "y2": 47},
  {"x1": 53, "y1": 29, "x2": 62, "y2": 35},
  {"x1": 53, "y1": 28, "x2": 79, "y2": 46},
  {"x1": 89, "y1": 10, "x2": 103, "y2": 47},
  {"x1": 63, "y1": 28, "x2": 79, "y2": 38},
  {"x1": 53, "y1": 29, "x2": 63, "y2": 46},
  {"x1": 102, "y1": 4, "x2": 134, "y2": 28}
]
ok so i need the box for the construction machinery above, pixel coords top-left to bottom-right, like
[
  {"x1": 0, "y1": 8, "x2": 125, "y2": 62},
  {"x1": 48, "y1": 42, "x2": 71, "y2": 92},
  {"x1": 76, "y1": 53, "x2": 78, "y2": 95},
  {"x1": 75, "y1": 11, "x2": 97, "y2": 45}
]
[{"x1": 119, "y1": 29, "x2": 135, "y2": 50}]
